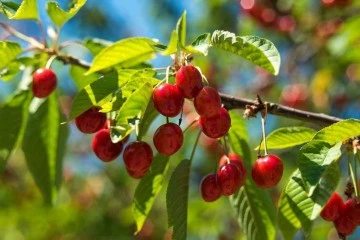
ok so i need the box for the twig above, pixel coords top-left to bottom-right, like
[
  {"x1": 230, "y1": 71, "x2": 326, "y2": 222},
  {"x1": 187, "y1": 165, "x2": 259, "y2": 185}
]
[{"x1": 0, "y1": 23, "x2": 44, "y2": 49}]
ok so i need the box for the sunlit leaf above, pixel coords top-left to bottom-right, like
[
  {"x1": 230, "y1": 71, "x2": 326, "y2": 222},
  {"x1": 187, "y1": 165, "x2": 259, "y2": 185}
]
[
  {"x1": 84, "y1": 37, "x2": 113, "y2": 56},
  {"x1": 46, "y1": 0, "x2": 87, "y2": 28},
  {"x1": 69, "y1": 65, "x2": 99, "y2": 90},
  {"x1": 1, "y1": 0, "x2": 38, "y2": 20},
  {"x1": 0, "y1": 41, "x2": 22, "y2": 70}
]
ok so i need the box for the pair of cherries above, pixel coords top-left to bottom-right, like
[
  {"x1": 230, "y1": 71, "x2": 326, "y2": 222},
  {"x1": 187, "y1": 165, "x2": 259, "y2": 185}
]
[
  {"x1": 321, "y1": 192, "x2": 360, "y2": 236},
  {"x1": 74, "y1": 107, "x2": 153, "y2": 179}
]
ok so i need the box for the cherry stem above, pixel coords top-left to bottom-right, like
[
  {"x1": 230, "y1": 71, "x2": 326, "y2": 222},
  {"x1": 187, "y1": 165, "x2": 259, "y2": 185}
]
[
  {"x1": 348, "y1": 153, "x2": 359, "y2": 198},
  {"x1": 182, "y1": 119, "x2": 198, "y2": 134},
  {"x1": 261, "y1": 114, "x2": 268, "y2": 156},
  {"x1": 45, "y1": 55, "x2": 57, "y2": 69},
  {"x1": 165, "y1": 66, "x2": 171, "y2": 84},
  {"x1": 178, "y1": 107, "x2": 184, "y2": 126},
  {"x1": 189, "y1": 130, "x2": 202, "y2": 163}
]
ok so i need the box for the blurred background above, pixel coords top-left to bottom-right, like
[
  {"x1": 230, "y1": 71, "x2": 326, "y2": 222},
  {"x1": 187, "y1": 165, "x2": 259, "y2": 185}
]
[{"x1": 0, "y1": 0, "x2": 360, "y2": 239}]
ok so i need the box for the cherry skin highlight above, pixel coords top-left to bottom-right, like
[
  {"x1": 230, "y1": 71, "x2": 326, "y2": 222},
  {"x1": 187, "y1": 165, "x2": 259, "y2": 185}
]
[
  {"x1": 194, "y1": 86, "x2": 222, "y2": 117},
  {"x1": 320, "y1": 192, "x2": 344, "y2": 221},
  {"x1": 251, "y1": 154, "x2": 283, "y2": 188},
  {"x1": 175, "y1": 65, "x2": 203, "y2": 99},
  {"x1": 91, "y1": 129, "x2": 124, "y2": 162},
  {"x1": 153, "y1": 123, "x2": 183, "y2": 156},
  {"x1": 217, "y1": 163, "x2": 242, "y2": 196},
  {"x1": 199, "y1": 107, "x2": 231, "y2": 139},
  {"x1": 74, "y1": 107, "x2": 107, "y2": 134},
  {"x1": 219, "y1": 153, "x2": 246, "y2": 186},
  {"x1": 32, "y1": 68, "x2": 57, "y2": 98},
  {"x1": 123, "y1": 141, "x2": 153, "y2": 172},
  {"x1": 152, "y1": 84, "x2": 184, "y2": 117},
  {"x1": 200, "y1": 173, "x2": 222, "y2": 202}
]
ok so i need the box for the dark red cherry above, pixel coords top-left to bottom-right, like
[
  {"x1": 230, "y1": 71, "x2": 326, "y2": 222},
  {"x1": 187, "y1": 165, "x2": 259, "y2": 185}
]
[
  {"x1": 334, "y1": 200, "x2": 357, "y2": 236},
  {"x1": 91, "y1": 129, "x2": 124, "y2": 162},
  {"x1": 152, "y1": 84, "x2": 184, "y2": 117},
  {"x1": 200, "y1": 174, "x2": 222, "y2": 202},
  {"x1": 194, "y1": 86, "x2": 222, "y2": 117},
  {"x1": 219, "y1": 153, "x2": 246, "y2": 187},
  {"x1": 320, "y1": 192, "x2": 344, "y2": 221},
  {"x1": 345, "y1": 198, "x2": 360, "y2": 225},
  {"x1": 217, "y1": 163, "x2": 242, "y2": 196},
  {"x1": 126, "y1": 168, "x2": 149, "y2": 179},
  {"x1": 74, "y1": 107, "x2": 107, "y2": 134},
  {"x1": 251, "y1": 154, "x2": 283, "y2": 188},
  {"x1": 175, "y1": 65, "x2": 203, "y2": 99},
  {"x1": 32, "y1": 68, "x2": 57, "y2": 98},
  {"x1": 153, "y1": 123, "x2": 183, "y2": 156},
  {"x1": 199, "y1": 107, "x2": 231, "y2": 139},
  {"x1": 123, "y1": 141, "x2": 153, "y2": 172}
]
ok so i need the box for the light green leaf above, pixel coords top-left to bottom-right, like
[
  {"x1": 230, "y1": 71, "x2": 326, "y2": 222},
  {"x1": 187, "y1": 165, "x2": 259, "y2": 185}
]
[
  {"x1": 0, "y1": 60, "x2": 21, "y2": 81},
  {"x1": 161, "y1": 31, "x2": 178, "y2": 55},
  {"x1": 166, "y1": 160, "x2": 190, "y2": 240},
  {"x1": 137, "y1": 100, "x2": 159, "y2": 141},
  {"x1": 46, "y1": 0, "x2": 87, "y2": 28},
  {"x1": 0, "y1": 90, "x2": 32, "y2": 172},
  {"x1": 0, "y1": 41, "x2": 22, "y2": 70},
  {"x1": 69, "y1": 65, "x2": 98, "y2": 90},
  {"x1": 112, "y1": 82, "x2": 153, "y2": 142},
  {"x1": 176, "y1": 11, "x2": 186, "y2": 47},
  {"x1": 121, "y1": 77, "x2": 159, "y2": 98},
  {"x1": 84, "y1": 37, "x2": 112, "y2": 56},
  {"x1": 255, "y1": 127, "x2": 316, "y2": 150},
  {"x1": 133, "y1": 154, "x2": 169, "y2": 233},
  {"x1": 190, "y1": 33, "x2": 212, "y2": 55},
  {"x1": 86, "y1": 38, "x2": 159, "y2": 74},
  {"x1": 211, "y1": 30, "x2": 281, "y2": 75},
  {"x1": 1, "y1": 0, "x2": 38, "y2": 20},
  {"x1": 312, "y1": 119, "x2": 360, "y2": 145},
  {"x1": 228, "y1": 111, "x2": 276, "y2": 240},
  {"x1": 22, "y1": 94, "x2": 69, "y2": 205}
]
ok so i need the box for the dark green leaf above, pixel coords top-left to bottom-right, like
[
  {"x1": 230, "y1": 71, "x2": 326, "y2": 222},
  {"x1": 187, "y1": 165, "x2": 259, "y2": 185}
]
[
  {"x1": 46, "y1": 0, "x2": 87, "y2": 28},
  {"x1": 166, "y1": 160, "x2": 190, "y2": 240},
  {"x1": 137, "y1": 100, "x2": 159, "y2": 141}
]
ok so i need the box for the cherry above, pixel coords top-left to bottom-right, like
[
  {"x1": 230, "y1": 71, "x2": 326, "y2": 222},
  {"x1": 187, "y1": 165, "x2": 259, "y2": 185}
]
[
  {"x1": 91, "y1": 129, "x2": 124, "y2": 162},
  {"x1": 126, "y1": 168, "x2": 149, "y2": 179},
  {"x1": 152, "y1": 84, "x2": 184, "y2": 117},
  {"x1": 217, "y1": 163, "x2": 242, "y2": 196},
  {"x1": 199, "y1": 107, "x2": 231, "y2": 139},
  {"x1": 153, "y1": 123, "x2": 183, "y2": 156},
  {"x1": 345, "y1": 198, "x2": 360, "y2": 225},
  {"x1": 200, "y1": 173, "x2": 222, "y2": 202},
  {"x1": 320, "y1": 192, "x2": 344, "y2": 221},
  {"x1": 251, "y1": 154, "x2": 283, "y2": 188},
  {"x1": 175, "y1": 65, "x2": 203, "y2": 99},
  {"x1": 74, "y1": 107, "x2": 107, "y2": 134},
  {"x1": 219, "y1": 153, "x2": 247, "y2": 186},
  {"x1": 194, "y1": 86, "x2": 222, "y2": 117},
  {"x1": 32, "y1": 68, "x2": 57, "y2": 98},
  {"x1": 334, "y1": 199, "x2": 357, "y2": 236},
  {"x1": 123, "y1": 141, "x2": 153, "y2": 173}
]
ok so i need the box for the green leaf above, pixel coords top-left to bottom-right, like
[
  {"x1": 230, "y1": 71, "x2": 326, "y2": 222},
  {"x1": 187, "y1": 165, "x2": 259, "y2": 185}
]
[
  {"x1": 46, "y1": 0, "x2": 87, "y2": 28},
  {"x1": 211, "y1": 30, "x2": 281, "y2": 75},
  {"x1": 0, "y1": 41, "x2": 22, "y2": 70},
  {"x1": 69, "y1": 65, "x2": 99, "y2": 90},
  {"x1": 0, "y1": 90, "x2": 32, "y2": 172},
  {"x1": 255, "y1": 127, "x2": 316, "y2": 150},
  {"x1": 176, "y1": 11, "x2": 186, "y2": 47},
  {"x1": 0, "y1": 60, "x2": 21, "y2": 81},
  {"x1": 312, "y1": 119, "x2": 360, "y2": 144},
  {"x1": 190, "y1": 33, "x2": 212, "y2": 55},
  {"x1": 22, "y1": 94, "x2": 69, "y2": 205},
  {"x1": 228, "y1": 111, "x2": 276, "y2": 240},
  {"x1": 278, "y1": 164, "x2": 340, "y2": 239},
  {"x1": 112, "y1": 82, "x2": 153, "y2": 142},
  {"x1": 137, "y1": 100, "x2": 159, "y2": 141},
  {"x1": 161, "y1": 31, "x2": 178, "y2": 55},
  {"x1": 166, "y1": 160, "x2": 190, "y2": 240},
  {"x1": 121, "y1": 76, "x2": 159, "y2": 99},
  {"x1": 1, "y1": 0, "x2": 38, "y2": 20},
  {"x1": 86, "y1": 38, "x2": 159, "y2": 74},
  {"x1": 84, "y1": 37, "x2": 112, "y2": 56},
  {"x1": 133, "y1": 154, "x2": 170, "y2": 233}
]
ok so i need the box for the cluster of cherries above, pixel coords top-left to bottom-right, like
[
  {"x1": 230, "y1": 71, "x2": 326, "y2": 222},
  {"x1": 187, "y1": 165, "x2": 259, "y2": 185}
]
[
  {"x1": 320, "y1": 192, "x2": 360, "y2": 236},
  {"x1": 32, "y1": 68, "x2": 58, "y2": 98}
]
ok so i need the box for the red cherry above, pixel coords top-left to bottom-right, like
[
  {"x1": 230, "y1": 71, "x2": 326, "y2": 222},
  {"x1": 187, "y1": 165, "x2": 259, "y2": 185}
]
[
  {"x1": 91, "y1": 129, "x2": 124, "y2": 162},
  {"x1": 32, "y1": 68, "x2": 57, "y2": 98},
  {"x1": 199, "y1": 107, "x2": 231, "y2": 139},
  {"x1": 200, "y1": 174, "x2": 222, "y2": 202},
  {"x1": 153, "y1": 123, "x2": 183, "y2": 156},
  {"x1": 74, "y1": 107, "x2": 107, "y2": 134},
  {"x1": 345, "y1": 198, "x2": 360, "y2": 225},
  {"x1": 175, "y1": 65, "x2": 203, "y2": 99},
  {"x1": 334, "y1": 199, "x2": 357, "y2": 236},
  {"x1": 320, "y1": 192, "x2": 344, "y2": 221},
  {"x1": 251, "y1": 154, "x2": 283, "y2": 188},
  {"x1": 123, "y1": 141, "x2": 153, "y2": 172},
  {"x1": 126, "y1": 168, "x2": 149, "y2": 179},
  {"x1": 217, "y1": 163, "x2": 242, "y2": 196},
  {"x1": 152, "y1": 84, "x2": 184, "y2": 117},
  {"x1": 194, "y1": 86, "x2": 222, "y2": 117},
  {"x1": 219, "y1": 153, "x2": 247, "y2": 186}
]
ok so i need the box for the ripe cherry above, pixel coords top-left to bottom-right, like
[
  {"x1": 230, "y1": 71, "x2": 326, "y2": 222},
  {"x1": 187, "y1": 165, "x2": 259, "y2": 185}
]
[
  {"x1": 200, "y1": 173, "x2": 222, "y2": 202},
  {"x1": 334, "y1": 199, "x2": 357, "y2": 236},
  {"x1": 219, "y1": 153, "x2": 246, "y2": 186},
  {"x1": 320, "y1": 192, "x2": 344, "y2": 221},
  {"x1": 251, "y1": 154, "x2": 283, "y2": 188},
  {"x1": 199, "y1": 107, "x2": 231, "y2": 139},
  {"x1": 153, "y1": 123, "x2": 183, "y2": 156},
  {"x1": 194, "y1": 86, "x2": 222, "y2": 117},
  {"x1": 32, "y1": 68, "x2": 57, "y2": 98},
  {"x1": 123, "y1": 141, "x2": 153, "y2": 174},
  {"x1": 91, "y1": 129, "x2": 124, "y2": 162},
  {"x1": 126, "y1": 168, "x2": 149, "y2": 179},
  {"x1": 152, "y1": 84, "x2": 184, "y2": 117},
  {"x1": 74, "y1": 107, "x2": 107, "y2": 134},
  {"x1": 217, "y1": 163, "x2": 242, "y2": 196},
  {"x1": 175, "y1": 65, "x2": 203, "y2": 99},
  {"x1": 345, "y1": 198, "x2": 360, "y2": 225}
]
